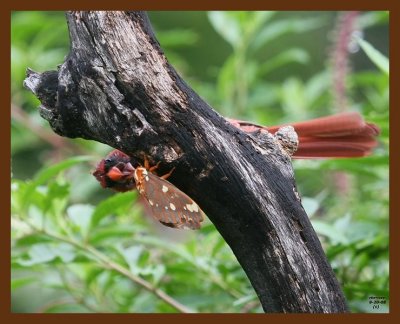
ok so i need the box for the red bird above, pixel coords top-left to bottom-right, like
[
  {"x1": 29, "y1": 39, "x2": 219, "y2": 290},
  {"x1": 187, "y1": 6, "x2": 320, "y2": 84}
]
[
  {"x1": 93, "y1": 112, "x2": 379, "y2": 230},
  {"x1": 94, "y1": 112, "x2": 380, "y2": 190}
]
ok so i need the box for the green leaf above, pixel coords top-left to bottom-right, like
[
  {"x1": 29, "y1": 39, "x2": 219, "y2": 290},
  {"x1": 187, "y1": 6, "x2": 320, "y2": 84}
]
[
  {"x1": 250, "y1": 11, "x2": 276, "y2": 27},
  {"x1": 17, "y1": 243, "x2": 76, "y2": 266},
  {"x1": 326, "y1": 244, "x2": 349, "y2": 259},
  {"x1": 208, "y1": 12, "x2": 241, "y2": 48},
  {"x1": 33, "y1": 156, "x2": 94, "y2": 185},
  {"x1": 333, "y1": 213, "x2": 352, "y2": 233},
  {"x1": 355, "y1": 36, "x2": 389, "y2": 76},
  {"x1": 130, "y1": 291, "x2": 157, "y2": 312},
  {"x1": 143, "y1": 264, "x2": 165, "y2": 285},
  {"x1": 211, "y1": 236, "x2": 228, "y2": 257},
  {"x1": 304, "y1": 70, "x2": 331, "y2": 105},
  {"x1": 257, "y1": 48, "x2": 310, "y2": 76},
  {"x1": 119, "y1": 245, "x2": 144, "y2": 274},
  {"x1": 14, "y1": 233, "x2": 53, "y2": 247},
  {"x1": 301, "y1": 197, "x2": 320, "y2": 217},
  {"x1": 67, "y1": 204, "x2": 94, "y2": 239},
  {"x1": 89, "y1": 224, "x2": 138, "y2": 245},
  {"x1": 17, "y1": 243, "x2": 56, "y2": 266},
  {"x1": 85, "y1": 267, "x2": 106, "y2": 288},
  {"x1": 91, "y1": 191, "x2": 137, "y2": 228},
  {"x1": 358, "y1": 11, "x2": 389, "y2": 29},
  {"x1": 22, "y1": 156, "x2": 94, "y2": 210},
  {"x1": 27, "y1": 205, "x2": 45, "y2": 229},
  {"x1": 280, "y1": 77, "x2": 307, "y2": 120},
  {"x1": 43, "y1": 180, "x2": 70, "y2": 216},
  {"x1": 47, "y1": 180, "x2": 70, "y2": 201},
  {"x1": 251, "y1": 17, "x2": 324, "y2": 52},
  {"x1": 134, "y1": 236, "x2": 193, "y2": 263},
  {"x1": 311, "y1": 220, "x2": 348, "y2": 244}
]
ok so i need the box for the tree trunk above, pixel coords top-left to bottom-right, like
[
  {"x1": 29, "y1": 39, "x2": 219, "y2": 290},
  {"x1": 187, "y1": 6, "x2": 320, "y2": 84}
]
[{"x1": 23, "y1": 11, "x2": 348, "y2": 313}]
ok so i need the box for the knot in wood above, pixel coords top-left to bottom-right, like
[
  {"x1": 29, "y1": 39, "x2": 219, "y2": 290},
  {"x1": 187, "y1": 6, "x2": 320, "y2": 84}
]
[{"x1": 275, "y1": 126, "x2": 299, "y2": 157}]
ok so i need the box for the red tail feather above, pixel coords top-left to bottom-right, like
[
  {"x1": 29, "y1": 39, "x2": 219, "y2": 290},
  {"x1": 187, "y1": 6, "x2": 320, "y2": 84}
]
[{"x1": 227, "y1": 112, "x2": 380, "y2": 158}]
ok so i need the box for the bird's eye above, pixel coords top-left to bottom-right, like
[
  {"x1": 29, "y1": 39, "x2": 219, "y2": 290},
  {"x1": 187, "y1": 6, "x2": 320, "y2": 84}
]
[{"x1": 105, "y1": 158, "x2": 112, "y2": 163}]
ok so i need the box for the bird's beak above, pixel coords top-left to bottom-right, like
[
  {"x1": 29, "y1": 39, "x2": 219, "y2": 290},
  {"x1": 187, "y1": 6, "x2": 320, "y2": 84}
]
[
  {"x1": 107, "y1": 166, "x2": 123, "y2": 181},
  {"x1": 123, "y1": 162, "x2": 135, "y2": 175},
  {"x1": 107, "y1": 162, "x2": 135, "y2": 181}
]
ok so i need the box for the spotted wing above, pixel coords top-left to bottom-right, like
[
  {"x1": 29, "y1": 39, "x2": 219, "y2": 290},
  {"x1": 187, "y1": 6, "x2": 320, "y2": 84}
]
[{"x1": 139, "y1": 172, "x2": 204, "y2": 230}]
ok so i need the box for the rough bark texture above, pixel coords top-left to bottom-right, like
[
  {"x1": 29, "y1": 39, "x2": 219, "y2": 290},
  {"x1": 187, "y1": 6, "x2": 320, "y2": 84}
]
[{"x1": 24, "y1": 11, "x2": 348, "y2": 313}]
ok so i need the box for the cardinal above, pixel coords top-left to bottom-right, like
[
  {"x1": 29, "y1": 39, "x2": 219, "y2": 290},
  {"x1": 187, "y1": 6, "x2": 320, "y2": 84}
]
[
  {"x1": 94, "y1": 112, "x2": 380, "y2": 192},
  {"x1": 94, "y1": 111, "x2": 379, "y2": 193},
  {"x1": 226, "y1": 112, "x2": 379, "y2": 158},
  {"x1": 93, "y1": 111, "x2": 379, "y2": 229}
]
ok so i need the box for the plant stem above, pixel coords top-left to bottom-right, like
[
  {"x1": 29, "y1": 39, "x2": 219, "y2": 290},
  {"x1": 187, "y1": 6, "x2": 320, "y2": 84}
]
[{"x1": 33, "y1": 227, "x2": 195, "y2": 313}]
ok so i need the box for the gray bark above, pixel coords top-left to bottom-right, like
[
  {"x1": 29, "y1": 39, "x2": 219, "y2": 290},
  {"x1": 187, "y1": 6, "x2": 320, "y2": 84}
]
[{"x1": 24, "y1": 11, "x2": 348, "y2": 313}]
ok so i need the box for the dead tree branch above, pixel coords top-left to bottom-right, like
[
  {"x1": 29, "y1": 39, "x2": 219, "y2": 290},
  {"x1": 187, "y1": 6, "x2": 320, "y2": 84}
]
[{"x1": 24, "y1": 11, "x2": 348, "y2": 313}]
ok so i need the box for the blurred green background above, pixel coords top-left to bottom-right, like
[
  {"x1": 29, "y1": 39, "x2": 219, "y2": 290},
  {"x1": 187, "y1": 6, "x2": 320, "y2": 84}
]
[{"x1": 11, "y1": 11, "x2": 389, "y2": 313}]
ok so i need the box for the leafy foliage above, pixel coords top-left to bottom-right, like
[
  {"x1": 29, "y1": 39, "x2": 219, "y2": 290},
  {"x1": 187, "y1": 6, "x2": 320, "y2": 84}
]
[
  {"x1": 11, "y1": 11, "x2": 389, "y2": 313},
  {"x1": 12, "y1": 158, "x2": 256, "y2": 313}
]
